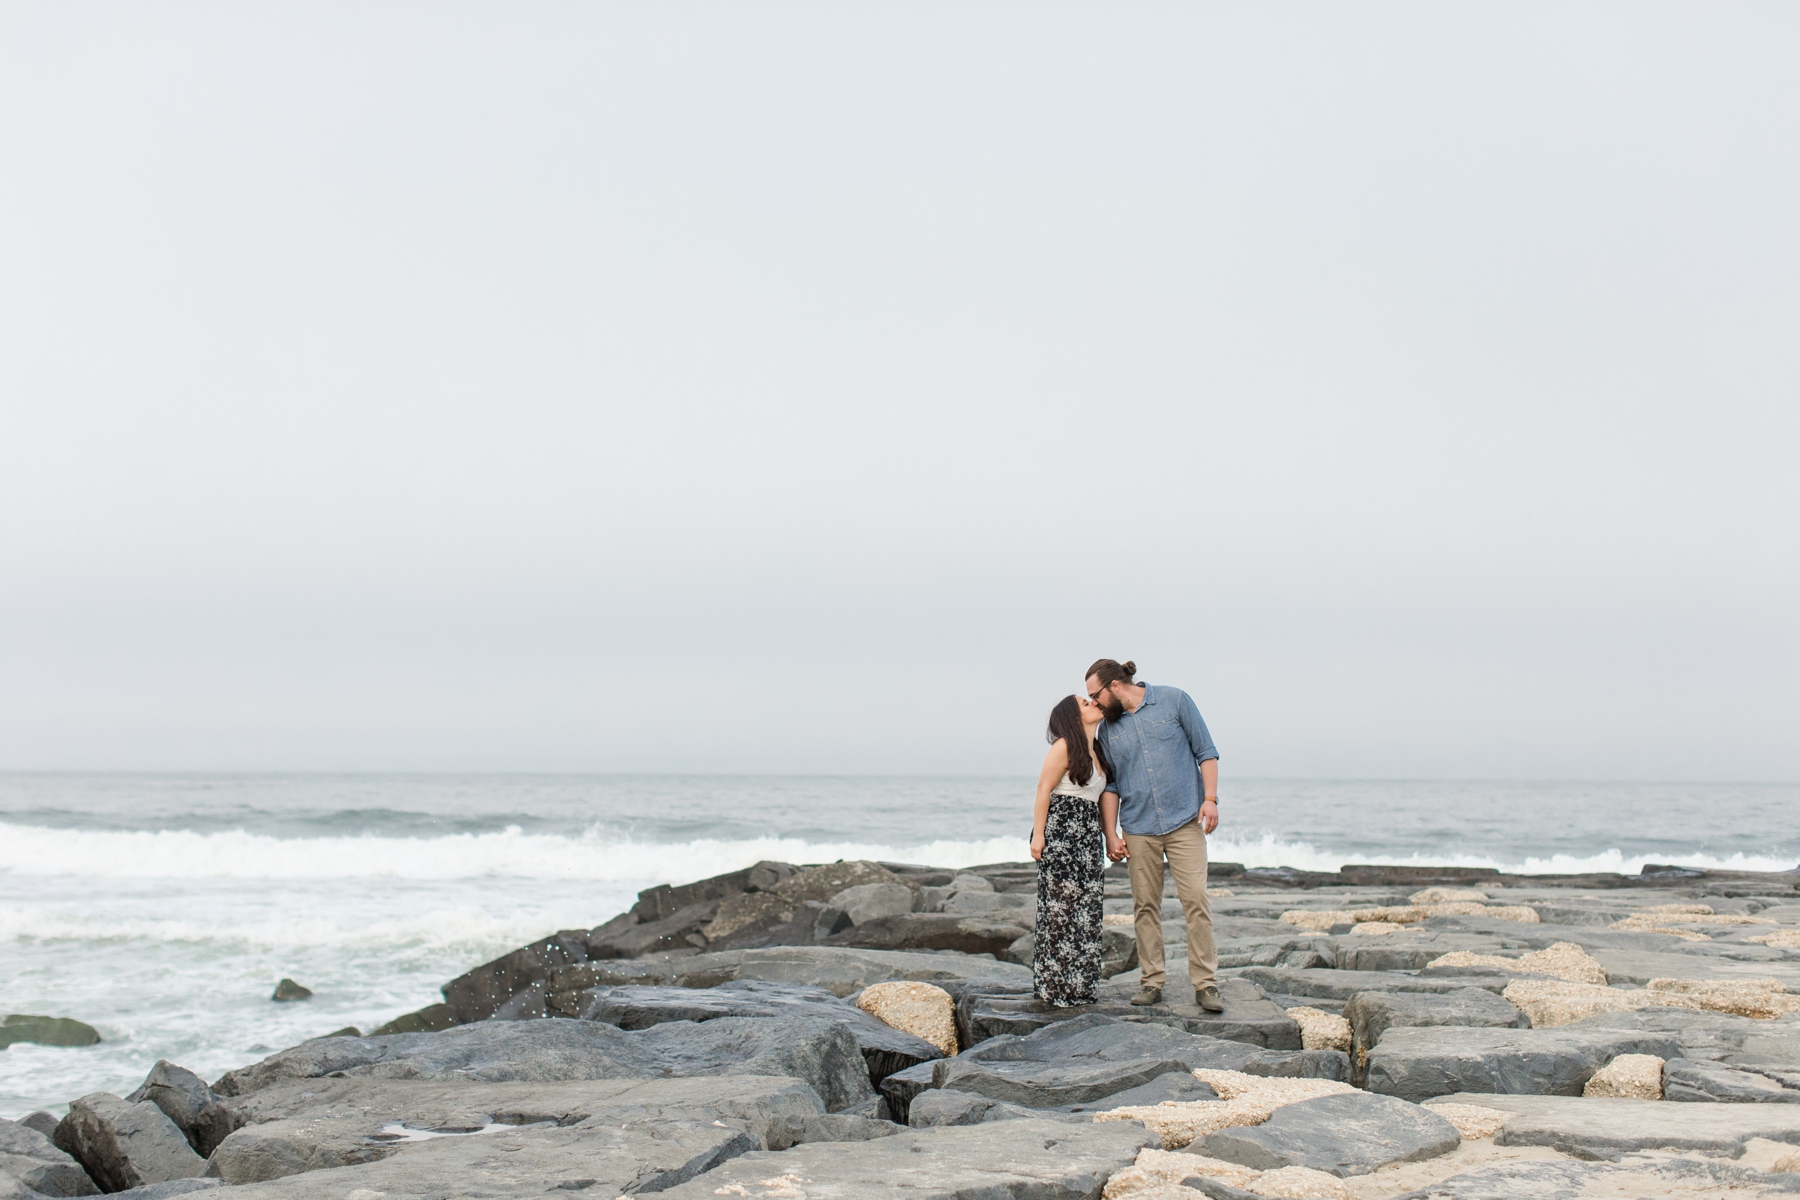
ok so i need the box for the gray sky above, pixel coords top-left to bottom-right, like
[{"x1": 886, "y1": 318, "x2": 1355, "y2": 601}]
[{"x1": 2, "y1": 3, "x2": 1796, "y2": 779}]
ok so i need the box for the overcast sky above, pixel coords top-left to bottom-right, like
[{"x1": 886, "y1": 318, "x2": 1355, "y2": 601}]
[{"x1": 2, "y1": 3, "x2": 1796, "y2": 779}]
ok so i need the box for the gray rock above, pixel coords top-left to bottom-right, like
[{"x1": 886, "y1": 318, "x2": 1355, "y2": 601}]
[
  {"x1": 937, "y1": 1013, "x2": 1346, "y2": 1109},
  {"x1": 1332, "y1": 933, "x2": 1523, "y2": 972},
  {"x1": 1198, "y1": 1091, "x2": 1460, "y2": 1177},
  {"x1": 636, "y1": 1016, "x2": 875, "y2": 1112},
  {"x1": 52, "y1": 1093, "x2": 205, "y2": 1194},
  {"x1": 218, "y1": 1118, "x2": 761, "y2": 1199},
  {"x1": 488, "y1": 979, "x2": 548, "y2": 1019},
  {"x1": 949, "y1": 874, "x2": 995, "y2": 893},
  {"x1": 213, "y1": 1012, "x2": 876, "y2": 1111},
  {"x1": 546, "y1": 944, "x2": 1034, "y2": 1004},
  {"x1": 1426, "y1": 1091, "x2": 1800, "y2": 1157},
  {"x1": 212, "y1": 1076, "x2": 824, "y2": 1184},
  {"x1": 126, "y1": 1060, "x2": 246, "y2": 1157},
  {"x1": 941, "y1": 890, "x2": 1035, "y2": 916},
  {"x1": 439, "y1": 929, "x2": 593, "y2": 1023},
  {"x1": 629, "y1": 861, "x2": 795, "y2": 924},
  {"x1": 906, "y1": 1090, "x2": 1057, "y2": 1127},
  {"x1": 1364, "y1": 1024, "x2": 1681, "y2": 1102},
  {"x1": 16, "y1": 1116, "x2": 59, "y2": 1140},
  {"x1": 368, "y1": 1002, "x2": 459, "y2": 1036},
  {"x1": 1577, "y1": 1007, "x2": 1800, "y2": 1063},
  {"x1": 596, "y1": 899, "x2": 720, "y2": 959},
  {"x1": 831, "y1": 883, "x2": 917, "y2": 925},
  {"x1": 0, "y1": 1116, "x2": 98, "y2": 1197},
  {"x1": 574, "y1": 980, "x2": 944, "y2": 1083},
  {"x1": 0, "y1": 1016, "x2": 100, "y2": 1049},
  {"x1": 827, "y1": 914, "x2": 1030, "y2": 956},
  {"x1": 934, "y1": 1053, "x2": 1195, "y2": 1107},
  {"x1": 1236, "y1": 967, "x2": 1517, "y2": 999},
  {"x1": 1060, "y1": 1070, "x2": 1219, "y2": 1112},
  {"x1": 1663, "y1": 1057, "x2": 1800, "y2": 1103},
  {"x1": 877, "y1": 1061, "x2": 940, "y2": 1125},
  {"x1": 1386, "y1": 1158, "x2": 1800, "y2": 1200},
  {"x1": 960, "y1": 979, "x2": 1302, "y2": 1049},
  {"x1": 1005, "y1": 929, "x2": 1138, "y2": 977},
  {"x1": 270, "y1": 979, "x2": 312, "y2": 1002},
  {"x1": 654, "y1": 1118, "x2": 1160, "y2": 1200},
  {"x1": 98, "y1": 1182, "x2": 222, "y2": 1200},
  {"x1": 782, "y1": 1114, "x2": 901, "y2": 1144},
  {"x1": 1344, "y1": 987, "x2": 1527, "y2": 1080}
]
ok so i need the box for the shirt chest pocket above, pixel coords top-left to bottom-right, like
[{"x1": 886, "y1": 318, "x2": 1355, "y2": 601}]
[{"x1": 1148, "y1": 717, "x2": 1184, "y2": 743}]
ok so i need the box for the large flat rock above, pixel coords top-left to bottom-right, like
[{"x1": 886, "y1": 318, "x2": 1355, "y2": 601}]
[
  {"x1": 547, "y1": 946, "x2": 1033, "y2": 1004},
  {"x1": 1199, "y1": 1091, "x2": 1460, "y2": 1177},
  {"x1": 1364, "y1": 1023, "x2": 1681, "y2": 1101},
  {"x1": 219, "y1": 1118, "x2": 761, "y2": 1198},
  {"x1": 1232, "y1": 967, "x2": 1515, "y2": 1000},
  {"x1": 1664, "y1": 1058, "x2": 1800, "y2": 1103},
  {"x1": 215, "y1": 1014, "x2": 875, "y2": 1112},
  {"x1": 655, "y1": 1118, "x2": 1160, "y2": 1200},
  {"x1": 962, "y1": 979, "x2": 1301, "y2": 1049},
  {"x1": 934, "y1": 1054, "x2": 1195, "y2": 1107},
  {"x1": 575, "y1": 980, "x2": 944, "y2": 1082},
  {"x1": 1343, "y1": 987, "x2": 1526, "y2": 1076},
  {"x1": 212, "y1": 1076, "x2": 825, "y2": 1184},
  {"x1": 1389, "y1": 1157, "x2": 1800, "y2": 1200},
  {"x1": 932, "y1": 1014, "x2": 1346, "y2": 1108},
  {"x1": 1588, "y1": 947, "x2": 1800, "y2": 987},
  {"x1": 1424, "y1": 1091, "x2": 1800, "y2": 1157},
  {"x1": 1577, "y1": 1009, "x2": 1800, "y2": 1064},
  {"x1": 1332, "y1": 933, "x2": 1525, "y2": 972}
]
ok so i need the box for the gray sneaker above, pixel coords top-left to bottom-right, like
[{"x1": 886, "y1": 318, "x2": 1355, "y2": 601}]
[
  {"x1": 1196, "y1": 986, "x2": 1224, "y2": 1012},
  {"x1": 1129, "y1": 986, "x2": 1162, "y2": 1007}
]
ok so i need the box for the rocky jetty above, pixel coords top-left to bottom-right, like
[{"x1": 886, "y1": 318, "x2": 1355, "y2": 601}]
[{"x1": 7, "y1": 857, "x2": 1800, "y2": 1199}]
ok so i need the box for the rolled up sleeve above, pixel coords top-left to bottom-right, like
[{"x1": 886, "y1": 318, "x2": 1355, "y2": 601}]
[{"x1": 1177, "y1": 691, "x2": 1219, "y2": 764}]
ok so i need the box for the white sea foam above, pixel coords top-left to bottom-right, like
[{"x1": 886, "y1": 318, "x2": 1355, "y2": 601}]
[
  {"x1": 1, "y1": 820, "x2": 1792, "y2": 884},
  {"x1": 0, "y1": 902, "x2": 623, "y2": 951}
]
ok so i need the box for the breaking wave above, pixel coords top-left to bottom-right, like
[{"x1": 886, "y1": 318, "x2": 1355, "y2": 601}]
[{"x1": 0, "y1": 821, "x2": 1792, "y2": 884}]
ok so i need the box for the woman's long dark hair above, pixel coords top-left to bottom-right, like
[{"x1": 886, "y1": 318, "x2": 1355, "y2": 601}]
[{"x1": 1047, "y1": 694, "x2": 1113, "y2": 787}]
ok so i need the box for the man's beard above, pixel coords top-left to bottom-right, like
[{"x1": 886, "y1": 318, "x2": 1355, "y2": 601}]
[{"x1": 1099, "y1": 696, "x2": 1125, "y2": 722}]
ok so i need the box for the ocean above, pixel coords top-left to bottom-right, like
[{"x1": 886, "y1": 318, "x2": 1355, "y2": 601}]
[{"x1": 2, "y1": 772, "x2": 1795, "y2": 1118}]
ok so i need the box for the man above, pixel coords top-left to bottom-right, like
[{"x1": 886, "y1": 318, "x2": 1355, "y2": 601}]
[{"x1": 1088, "y1": 658, "x2": 1222, "y2": 1012}]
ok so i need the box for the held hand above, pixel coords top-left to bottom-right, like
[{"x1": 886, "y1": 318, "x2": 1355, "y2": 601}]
[
  {"x1": 1104, "y1": 834, "x2": 1128, "y2": 862},
  {"x1": 1030, "y1": 831, "x2": 1046, "y2": 862},
  {"x1": 1201, "y1": 799, "x2": 1219, "y2": 835}
]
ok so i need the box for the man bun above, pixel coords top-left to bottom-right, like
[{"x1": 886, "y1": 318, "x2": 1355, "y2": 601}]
[{"x1": 1086, "y1": 658, "x2": 1137, "y2": 688}]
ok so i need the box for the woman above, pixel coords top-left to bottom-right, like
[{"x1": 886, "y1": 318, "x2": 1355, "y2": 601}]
[{"x1": 1029, "y1": 693, "x2": 1113, "y2": 1007}]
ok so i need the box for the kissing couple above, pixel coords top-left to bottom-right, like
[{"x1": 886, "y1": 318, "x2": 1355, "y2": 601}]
[{"x1": 1028, "y1": 658, "x2": 1222, "y2": 1012}]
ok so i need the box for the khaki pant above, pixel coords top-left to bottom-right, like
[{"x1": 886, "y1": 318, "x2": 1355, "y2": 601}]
[{"x1": 1124, "y1": 818, "x2": 1217, "y2": 992}]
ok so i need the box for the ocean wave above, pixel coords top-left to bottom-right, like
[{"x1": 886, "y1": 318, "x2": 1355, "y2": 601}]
[
  {"x1": 0, "y1": 821, "x2": 1030, "y2": 882},
  {"x1": 1204, "y1": 831, "x2": 1799, "y2": 877},
  {"x1": 1, "y1": 820, "x2": 1794, "y2": 884},
  {"x1": 0, "y1": 902, "x2": 625, "y2": 951}
]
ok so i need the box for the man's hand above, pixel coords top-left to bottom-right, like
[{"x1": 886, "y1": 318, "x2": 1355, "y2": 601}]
[
  {"x1": 1201, "y1": 799, "x2": 1219, "y2": 835},
  {"x1": 1105, "y1": 834, "x2": 1128, "y2": 863}
]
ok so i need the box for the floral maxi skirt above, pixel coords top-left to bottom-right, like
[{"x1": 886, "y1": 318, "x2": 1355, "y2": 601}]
[{"x1": 1034, "y1": 795, "x2": 1105, "y2": 1006}]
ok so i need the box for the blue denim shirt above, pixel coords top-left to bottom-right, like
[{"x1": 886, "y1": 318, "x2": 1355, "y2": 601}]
[{"x1": 1097, "y1": 684, "x2": 1219, "y2": 837}]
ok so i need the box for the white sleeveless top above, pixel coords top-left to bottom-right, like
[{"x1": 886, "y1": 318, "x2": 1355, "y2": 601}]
[{"x1": 1051, "y1": 750, "x2": 1107, "y2": 803}]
